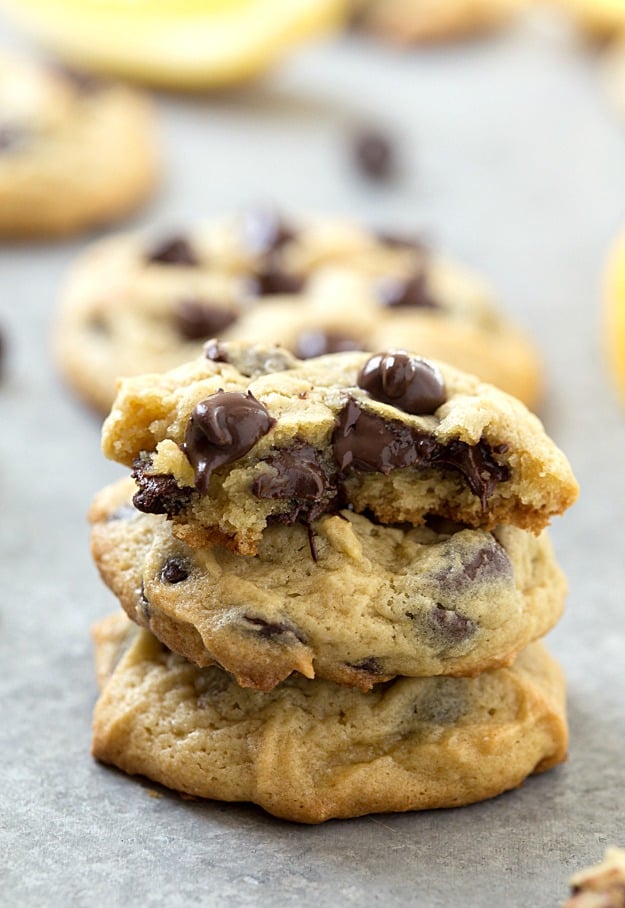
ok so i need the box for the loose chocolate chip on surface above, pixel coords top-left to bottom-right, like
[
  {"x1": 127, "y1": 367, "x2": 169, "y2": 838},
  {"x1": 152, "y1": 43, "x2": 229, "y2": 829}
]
[
  {"x1": 352, "y1": 128, "x2": 395, "y2": 181},
  {"x1": 160, "y1": 558, "x2": 190, "y2": 584},
  {"x1": 173, "y1": 299, "x2": 238, "y2": 340},
  {"x1": 147, "y1": 236, "x2": 198, "y2": 266},
  {"x1": 293, "y1": 329, "x2": 364, "y2": 359},
  {"x1": 376, "y1": 271, "x2": 438, "y2": 309},
  {"x1": 131, "y1": 456, "x2": 194, "y2": 515},
  {"x1": 357, "y1": 351, "x2": 446, "y2": 415},
  {"x1": 182, "y1": 391, "x2": 275, "y2": 494}
]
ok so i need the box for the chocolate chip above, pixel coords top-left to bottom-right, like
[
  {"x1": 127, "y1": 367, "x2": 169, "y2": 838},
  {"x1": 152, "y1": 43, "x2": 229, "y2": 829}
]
[
  {"x1": 352, "y1": 128, "x2": 395, "y2": 181},
  {"x1": 86, "y1": 314, "x2": 111, "y2": 336},
  {"x1": 173, "y1": 299, "x2": 238, "y2": 341},
  {"x1": 131, "y1": 456, "x2": 194, "y2": 515},
  {"x1": 461, "y1": 540, "x2": 511, "y2": 583},
  {"x1": 243, "y1": 615, "x2": 306, "y2": 644},
  {"x1": 347, "y1": 657, "x2": 383, "y2": 675},
  {"x1": 293, "y1": 329, "x2": 364, "y2": 359},
  {"x1": 332, "y1": 399, "x2": 510, "y2": 506},
  {"x1": 375, "y1": 272, "x2": 438, "y2": 309},
  {"x1": 147, "y1": 236, "x2": 198, "y2": 266},
  {"x1": 239, "y1": 208, "x2": 296, "y2": 256},
  {"x1": 253, "y1": 447, "x2": 327, "y2": 503},
  {"x1": 426, "y1": 606, "x2": 477, "y2": 644},
  {"x1": 251, "y1": 263, "x2": 305, "y2": 296},
  {"x1": 204, "y1": 339, "x2": 230, "y2": 363},
  {"x1": 182, "y1": 391, "x2": 275, "y2": 495},
  {"x1": 358, "y1": 351, "x2": 446, "y2": 415},
  {"x1": 160, "y1": 558, "x2": 190, "y2": 584}
]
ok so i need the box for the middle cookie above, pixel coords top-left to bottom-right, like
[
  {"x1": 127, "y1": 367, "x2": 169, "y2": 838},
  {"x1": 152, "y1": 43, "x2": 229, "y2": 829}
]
[{"x1": 90, "y1": 478, "x2": 566, "y2": 691}]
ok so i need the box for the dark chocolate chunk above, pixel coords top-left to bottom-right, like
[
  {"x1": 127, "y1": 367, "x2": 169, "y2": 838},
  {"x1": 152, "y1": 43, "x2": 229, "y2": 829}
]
[
  {"x1": 251, "y1": 262, "x2": 305, "y2": 296},
  {"x1": 352, "y1": 128, "x2": 395, "y2": 182},
  {"x1": 243, "y1": 615, "x2": 306, "y2": 644},
  {"x1": 173, "y1": 299, "x2": 237, "y2": 341},
  {"x1": 426, "y1": 606, "x2": 477, "y2": 644},
  {"x1": 432, "y1": 537, "x2": 512, "y2": 592},
  {"x1": 357, "y1": 351, "x2": 446, "y2": 415},
  {"x1": 332, "y1": 398, "x2": 510, "y2": 506},
  {"x1": 160, "y1": 558, "x2": 190, "y2": 584},
  {"x1": 461, "y1": 540, "x2": 511, "y2": 583},
  {"x1": 147, "y1": 236, "x2": 198, "y2": 266},
  {"x1": 204, "y1": 338, "x2": 230, "y2": 362},
  {"x1": 293, "y1": 329, "x2": 364, "y2": 360},
  {"x1": 375, "y1": 271, "x2": 438, "y2": 309},
  {"x1": 182, "y1": 391, "x2": 275, "y2": 494},
  {"x1": 131, "y1": 456, "x2": 194, "y2": 515},
  {"x1": 239, "y1": 207, "x2": 296, "y2": 256}
]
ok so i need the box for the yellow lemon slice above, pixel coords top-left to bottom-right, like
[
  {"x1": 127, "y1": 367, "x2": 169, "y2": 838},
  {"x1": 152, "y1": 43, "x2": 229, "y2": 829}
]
[
  {"x1": 605, "y1": 228, "x2": 625, "y2": 400},
  {"x1": 0, "y1": 0, "x2": 348, "y2": 88}
]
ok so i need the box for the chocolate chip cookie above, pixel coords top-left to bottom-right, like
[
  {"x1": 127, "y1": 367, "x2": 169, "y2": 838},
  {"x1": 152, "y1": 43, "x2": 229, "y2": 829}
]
[
  {"x1": 54, "y1": 210, "x2": 541, "y2": 412},
  {"x1": 351, "y1": 0, "x2": 525, "y2": 43},
  {"x1": 92, "y1": 613, "x2": 568, "y2": 824},
  {"x1": 563, "y1": 848, "x2": 625, "y2": 907},
  {"x1": 0, "y1": 51, "x2": 159, "y2": 237},
  {"x1": 90, "y1": 478, "x2": 566, "y2": 690},
  {"x1": 102, "y1": 342, "x2": 578, "y2": 556}
]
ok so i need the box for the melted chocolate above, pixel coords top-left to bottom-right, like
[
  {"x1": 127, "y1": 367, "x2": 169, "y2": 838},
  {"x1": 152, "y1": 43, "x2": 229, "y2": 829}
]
[
  {"x1": 426, "y1": 606, "x2": 477, "y2": 644},
  {"x1": 332, "y1": 399, "x2": 510, "y2": 507},
  {"x1": 131, "y1": 456, "x2": 194, "y2": 515},
  {"x1": 160, "y1": 558, "x2": 190, "y2": 584},
  {"x1": 147, "y1": 236, "x2": 198, "y2": 266},
  {"x1": 376, "y1": 271, "x2": 438, "y2": 310},
  {"x1": 253, "y1": 445, "x2": 338, "y2": 534},
  {"x1": 182, "y1": 391, "x2": 275, "y2": 494},
  {"x1": 173, "y1": 299, "x2": 237, "y2": 340},
  {"x1": 357, "y1": 351, "x2": 446, "y2": 415},
  {"x1": 293, "y1": 330, "x2": 364, "y2": 360}
]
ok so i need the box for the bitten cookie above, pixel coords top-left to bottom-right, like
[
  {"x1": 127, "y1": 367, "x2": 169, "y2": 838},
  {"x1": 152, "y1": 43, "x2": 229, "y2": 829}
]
[
  {"x1": 0, "y1": 51, "x2": 159, "y2": 238},
  {"x1": 563, "y1": 848, "x2": 625, "y2": 907},
  {"x1": 54, "y1": 210, "x2": 541, "y2": 412},
  {"x1": 102, "y1": 342, "x2": 578, "y2": 555},
  {"x1": 351, "y1": 0, "x2": 525, "y2": 43},
  {"x1": 92, "y1": 614, "x2": 568, "y2": 824},
  {"x1": 90, "y1": 478, "x2": 566, "y2": 690}
]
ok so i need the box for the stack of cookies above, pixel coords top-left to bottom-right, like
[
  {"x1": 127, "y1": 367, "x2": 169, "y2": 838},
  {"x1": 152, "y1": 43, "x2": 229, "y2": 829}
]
[{"x1": 90, "y1": 340, "x2": 578, "y2": 823}]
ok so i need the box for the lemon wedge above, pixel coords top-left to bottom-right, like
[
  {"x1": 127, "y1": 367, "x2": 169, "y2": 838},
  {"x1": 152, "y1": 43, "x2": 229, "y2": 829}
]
[
  {"x1": 605, "y1": 228, "x2": 625, "y2": 400},
  {"x1": 0, "y1": 0, "x2": 348, "y2": 88}
]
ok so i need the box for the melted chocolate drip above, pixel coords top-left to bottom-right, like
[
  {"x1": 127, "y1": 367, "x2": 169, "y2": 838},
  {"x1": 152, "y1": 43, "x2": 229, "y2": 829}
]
[
  {"x1": 357, "y1": 351, "x2": 446, "y2": 415},
  {"x1": 131, "y1": 456, "x2": 194, "y2": 515},
  {"x1": 332, "y1": 399, "x2": 510, "y2": 508},
  {"x1": 173, "y1": 299, "x2": 237, "y2": 341},
  {"x1": 182, "y1": 391, "x2": 275, "y2": 494},
  {"x1": 293, "y1": 329, "x2": 364, "y2": 359},
  {"x1": 253, "y1": 445, "x2": 339, "y2": 533},
  {"x1": 147, "y1": 236, "x2": 198, "y2": 266}
]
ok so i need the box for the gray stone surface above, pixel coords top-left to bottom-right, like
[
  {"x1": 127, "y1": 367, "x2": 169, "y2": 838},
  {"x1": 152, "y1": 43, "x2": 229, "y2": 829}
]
[{"x1": 1, "y1": 11, "x2": 624, "y2": 906}]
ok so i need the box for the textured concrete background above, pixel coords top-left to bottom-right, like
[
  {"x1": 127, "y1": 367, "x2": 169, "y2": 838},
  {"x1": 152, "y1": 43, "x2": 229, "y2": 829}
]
[{"x1": 1, "y1": 10, "x2": 624, "y2": 906}]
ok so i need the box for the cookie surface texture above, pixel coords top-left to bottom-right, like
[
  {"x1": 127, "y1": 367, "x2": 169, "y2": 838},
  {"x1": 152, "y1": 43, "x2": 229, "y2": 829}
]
[
  {"x1": 101, "y1": 342, "x2": 578, "y2": 555},
  {"x1": 92, "y1": 615, "x2": 568, "y2": 824},
  {"x1": 90, "y1": 478, "x2": 567, "y2": 690},
  {"x1": 0, "y1": 51, "x2": 159, "y2": 238},
  {"x1": 54, "y1": 212, "x2": 541, "y2": 412}
]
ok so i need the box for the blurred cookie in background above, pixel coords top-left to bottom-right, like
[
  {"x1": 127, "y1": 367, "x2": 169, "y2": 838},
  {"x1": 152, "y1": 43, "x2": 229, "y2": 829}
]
[
  {"x1": 53, "y1": 209, "x2": 542, "y2": 413},
  {"x1": 603, "y1": 225, "x2": 625, "y2": 402},
  {"x1": 550, "y1": 0, "x2": 625, "y2": 40},
  {"x1": 562, "y1": 848, "x2": 625, "y2": 906},
  {"x1": 350, "y1": 0, "x2": 527, "y2": 44},
  {"x1": 0, "y1": 50, "x2": 160, "y2": 238},
  {"x1": 0, "y1": 0, "x2": 348, "y2": 90}
]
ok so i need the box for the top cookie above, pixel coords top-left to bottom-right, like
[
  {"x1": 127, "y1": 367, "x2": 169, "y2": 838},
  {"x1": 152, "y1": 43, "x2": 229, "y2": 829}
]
[
  {"x1": 0, "y1": 51, "x2": 159, "y2": 237},
  {"x1": 54, "y1": 209, "x2": 541, "y2": 412},
  {"x1": 102, "y1": 341, "x2": 578, "y2": 555}
]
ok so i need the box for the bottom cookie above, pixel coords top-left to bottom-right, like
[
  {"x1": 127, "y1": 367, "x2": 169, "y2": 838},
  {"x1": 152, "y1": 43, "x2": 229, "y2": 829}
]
[{"x1": 92, "y1": 614, "x2": 568, "y2": 824}]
